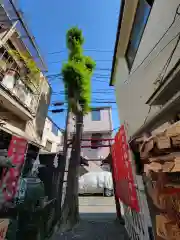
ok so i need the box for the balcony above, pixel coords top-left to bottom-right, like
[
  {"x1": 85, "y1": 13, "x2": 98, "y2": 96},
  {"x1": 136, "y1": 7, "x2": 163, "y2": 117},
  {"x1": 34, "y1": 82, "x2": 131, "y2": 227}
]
[
  {"x1": 0, "y1": 45, "x2": 40, "y2": 120},
  {"x1": 1, "y1": 74, "x2": 39, "y2": 112}
]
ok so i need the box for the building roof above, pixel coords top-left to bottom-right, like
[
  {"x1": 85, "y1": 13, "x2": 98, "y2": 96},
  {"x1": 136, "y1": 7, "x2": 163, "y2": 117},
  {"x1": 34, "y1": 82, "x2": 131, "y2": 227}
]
[{"x1": 109, "y1": 0, "x2": 125, "y2": 86}]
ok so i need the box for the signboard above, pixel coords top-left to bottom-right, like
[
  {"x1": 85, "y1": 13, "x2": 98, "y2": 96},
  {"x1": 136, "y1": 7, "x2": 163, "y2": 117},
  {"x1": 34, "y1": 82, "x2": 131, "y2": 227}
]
[
  {"x1": 0, "y1": 136, "x2": 27, "y2": 207},
  {"x1": 112, "y1": 125, "x2": 139, "y2": 212}
]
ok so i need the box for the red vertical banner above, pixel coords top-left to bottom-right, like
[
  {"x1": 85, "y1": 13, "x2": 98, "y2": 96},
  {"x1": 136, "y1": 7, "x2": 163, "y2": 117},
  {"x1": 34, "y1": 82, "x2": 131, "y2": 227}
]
[
  {"x1": 111, "y1": 125, "x2": 139, "y2": 212},
  {"x1": 0, "y1": 136, "x2": 28, "y2": 206}
]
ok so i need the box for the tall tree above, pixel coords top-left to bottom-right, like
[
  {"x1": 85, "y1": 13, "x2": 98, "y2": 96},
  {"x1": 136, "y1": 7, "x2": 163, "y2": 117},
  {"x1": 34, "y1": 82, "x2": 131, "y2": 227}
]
[{"x1": 60, "y1": 27, "x2": 95, "y2": 230}]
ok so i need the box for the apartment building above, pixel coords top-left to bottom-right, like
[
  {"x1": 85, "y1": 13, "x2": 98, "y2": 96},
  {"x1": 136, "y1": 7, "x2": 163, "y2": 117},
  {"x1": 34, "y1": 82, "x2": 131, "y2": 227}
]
[
  {"x1": 110, "y1": 1, "x2": 180, "y2": 239},
  {"x1": 41, "y1": 117, "x2": 63, "y2": 153},
  {"x1": 0, "y1": 1, "x2": 51, "y2": 148},
  {"x1": 69, "y1": 106, "x2": 113, "y2": 172}
]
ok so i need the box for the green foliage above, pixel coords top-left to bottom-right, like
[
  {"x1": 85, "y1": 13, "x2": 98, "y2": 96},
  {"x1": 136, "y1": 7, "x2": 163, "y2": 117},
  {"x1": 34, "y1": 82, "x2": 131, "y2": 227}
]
[
  {"x1": 61, "y1": 27, "x2": 96, "y2": 114},
  {"x1": 66, "y1": 27, "x2": 84, "y2": 51},
  {"x1": 84, "y1": 56, "x2": 96, "y2": 73},
  {"x1": 8, "y1": 49, "x2": 41, "y2": 91}
]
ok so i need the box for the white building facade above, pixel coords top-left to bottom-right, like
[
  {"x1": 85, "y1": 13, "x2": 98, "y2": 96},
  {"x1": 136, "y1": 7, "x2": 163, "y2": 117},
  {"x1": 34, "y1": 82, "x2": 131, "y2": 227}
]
[
  {"x1": 0, "y1": 2, "x2": 51, "y2": 147},
  {"x1": 110, "y1": 1, "x2": 180, "y2": 239},
  {"x1": 70, "y1": 107, "x2": 113, "y2": 172},
  {"x1": 111, "y1": 0, "x2": 180, "y2": 138},
  {"x1": 41, "y1": 117, "x2": 63, "y2": 153}
]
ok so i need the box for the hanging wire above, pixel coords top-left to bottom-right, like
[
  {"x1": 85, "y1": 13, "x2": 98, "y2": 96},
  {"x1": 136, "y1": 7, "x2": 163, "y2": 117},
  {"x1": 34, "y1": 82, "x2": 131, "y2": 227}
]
[{"x1": 131, "y1": 4, "x2": 180, "y2": 75}]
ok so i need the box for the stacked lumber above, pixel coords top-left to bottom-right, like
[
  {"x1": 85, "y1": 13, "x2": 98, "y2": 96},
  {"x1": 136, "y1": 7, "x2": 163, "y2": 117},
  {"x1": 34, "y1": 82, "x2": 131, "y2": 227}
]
[
  {"x1": 0, "y1": 219, "x2": 9, "y2": 240},
  {"x1": 139, "y1": 121, "x2": 180, "y2": 240}
]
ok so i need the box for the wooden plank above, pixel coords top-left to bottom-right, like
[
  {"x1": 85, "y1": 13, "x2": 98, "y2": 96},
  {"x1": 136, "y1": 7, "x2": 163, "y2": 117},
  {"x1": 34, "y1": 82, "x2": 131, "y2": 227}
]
[
  {"x1": 171, "y1": 135, "x2": 180, "y2": 147},
  {"x1": 166, "y1": 121, "x2": 180, "y2": 137},
  {"x1": 154, "y1": 135, "x2": 171, "y2": 150},
  {"x1": 140, "y1": 137, "x2": 154, "y2": 159},
  {"x1": 0, "y1": 219, "x2": 9, "y2": 240}
]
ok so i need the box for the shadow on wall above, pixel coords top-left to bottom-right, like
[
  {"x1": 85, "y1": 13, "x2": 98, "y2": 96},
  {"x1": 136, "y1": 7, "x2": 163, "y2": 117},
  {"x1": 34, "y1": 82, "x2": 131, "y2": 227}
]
[
  {"x1": 0, "y1": 105, "x2": 26, "y2": 131},
  {"x1": 35, "y1": 91, "x2": 51, "y2": 139}
]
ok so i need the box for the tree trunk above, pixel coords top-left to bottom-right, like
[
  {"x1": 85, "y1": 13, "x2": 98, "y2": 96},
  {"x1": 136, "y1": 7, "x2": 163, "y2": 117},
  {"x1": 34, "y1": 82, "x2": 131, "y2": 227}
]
[{"x1": 60, "y1": 110, "x2": 83, "y2": 231}]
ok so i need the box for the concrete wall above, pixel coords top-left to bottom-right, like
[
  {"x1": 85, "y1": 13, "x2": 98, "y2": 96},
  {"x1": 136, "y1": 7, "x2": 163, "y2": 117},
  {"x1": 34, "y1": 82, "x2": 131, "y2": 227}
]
[
  {"x1": 69, "y1": 107, "x2": 113, "y2": 133},
  {"x1": 41, "y1": 117, "x2": 63, "y2": 152},
  {"x1": 114, "y1": 0, "x2": 180, "y2": 138},
  {"x1": 0, "y1": 28, "x2": 51, "y2": 145},
  {"x1": 83, "y1": 108, "x2": 113, "y2": 132},
  {"x1": 68, "y1": 107, "x2": 112, "y2": 171},
  {"x1": 81, "y1": 132, "x2": 111, "y2": 160},
  {"x1": 25, "y1": 76, "x2": 51, "y2": 144}
]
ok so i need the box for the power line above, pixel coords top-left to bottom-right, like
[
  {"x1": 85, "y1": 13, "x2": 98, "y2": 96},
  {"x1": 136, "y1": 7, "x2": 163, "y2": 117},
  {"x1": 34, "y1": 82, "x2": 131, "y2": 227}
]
[
  {"x1": 48, "y1": 59, "x2": 112, "y2": 64},
  {"x1": 51, "y1": 91, "x2": 114, "y2": 95},
  {"x1": 51, "y1": 101, "x2": 116, "y2": 104},
  {"x1": 45, "y1": 68, "x2": 111, "y2": 78},
  {"x1": 125, "y1": 31, "x2": 180, "y2": 84},
  {"x1": 46, "y1": 73, "x2": 110, "y2": 78},
  {"x1": 47, "y1": 49, "x2": 113, "y2": 55},
  {"x1": 142, "y1": 32, "x2": 180, "y2": 72},
  {"x1": 129, "y1": 4, "x2": 180, "y2": 76}
]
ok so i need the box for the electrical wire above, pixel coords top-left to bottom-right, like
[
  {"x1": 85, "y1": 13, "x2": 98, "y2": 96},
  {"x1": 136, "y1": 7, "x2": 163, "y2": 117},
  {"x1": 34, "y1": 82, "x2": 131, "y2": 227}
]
[
  {"x1": 140, "y1": 34, "x2": 180, "y2": 126},
  {"x1": 47, "y1": 49, "x2": 113, "y2": 55},
  {"x1": 142, "y1": 32, "x2": 180, "y2": 72},
  {"x1": 158, "y1": 34, "x2": 180, "y2": 84},
  {"x1": 51, "y1": 91, "x2": 114, "y2": 95},
  {"x1": 48, "y1": 59, "x2": 112, "y2": 64},
  {"x1": 51, "y1": 100, "x2": 116, "y2": 105},
  {"x1": 46, "y1": 73, "x2": 110, "y2": 78},
  {"x1": 129, "y1": 3, "x2": 180, "y2": 77}
]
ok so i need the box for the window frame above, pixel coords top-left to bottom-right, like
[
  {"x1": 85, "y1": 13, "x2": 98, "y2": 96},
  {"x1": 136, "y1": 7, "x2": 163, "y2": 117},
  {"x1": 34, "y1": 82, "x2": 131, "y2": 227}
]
[
  {"x1": 125, "y1": 0, "x2": 153, "y2": 70},
  {"x1": 91, "y1": 133, "x2": 102, "y2": 149},
  {"x1": 45, "y1": 140, "x2": 52, "y2": 152},
  {"x1": 91, "y1": 110, "x2": 101, "y2": 121}
]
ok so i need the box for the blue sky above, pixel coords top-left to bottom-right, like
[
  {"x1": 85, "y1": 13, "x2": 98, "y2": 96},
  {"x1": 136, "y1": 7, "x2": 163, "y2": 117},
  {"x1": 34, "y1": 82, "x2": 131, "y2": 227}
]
[{"x1": 19, "y1": 0, "x2": 121, "y2": 132}]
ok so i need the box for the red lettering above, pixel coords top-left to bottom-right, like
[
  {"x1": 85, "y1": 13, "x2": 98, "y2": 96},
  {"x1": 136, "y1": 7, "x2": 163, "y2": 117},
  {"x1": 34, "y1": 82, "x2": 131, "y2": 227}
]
[{"x1": 0, "y1": 136, "x2": 27, "y2": 206}]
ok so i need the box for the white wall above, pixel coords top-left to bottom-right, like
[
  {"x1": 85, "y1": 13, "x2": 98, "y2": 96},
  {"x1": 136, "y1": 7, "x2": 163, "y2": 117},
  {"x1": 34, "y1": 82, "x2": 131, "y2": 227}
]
[
  {"x1": 114, "y1": 0, "x2": 180, "y2": 138},
  {"x1": 69, "y1": 107, "x2": 113, "y2": 133},
  {"x1": 81, "y1": 132, "x2": 111, "y2": 160},
  {"x1": 41, "y1": 117, "x2": 63, "y2": 152},
  {"x1": 83, "y1": 108, "x2": 113, "y2": 132}
]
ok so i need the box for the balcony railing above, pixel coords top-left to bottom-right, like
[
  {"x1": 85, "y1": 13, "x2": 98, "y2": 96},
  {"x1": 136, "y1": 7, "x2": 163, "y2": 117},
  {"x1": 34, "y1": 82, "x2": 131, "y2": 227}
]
[
  {"x1": 0, "y1": 74, "x2": 39, "y2": 114},
  {"x1": 0, "y1": 45, "x2": 40, "y2": 114}
]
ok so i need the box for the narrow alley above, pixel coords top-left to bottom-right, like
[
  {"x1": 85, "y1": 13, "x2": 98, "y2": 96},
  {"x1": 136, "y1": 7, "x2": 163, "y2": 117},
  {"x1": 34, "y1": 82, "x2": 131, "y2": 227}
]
[{"x1": 52, "y1": 196, "x2": 128, "y2": 240}]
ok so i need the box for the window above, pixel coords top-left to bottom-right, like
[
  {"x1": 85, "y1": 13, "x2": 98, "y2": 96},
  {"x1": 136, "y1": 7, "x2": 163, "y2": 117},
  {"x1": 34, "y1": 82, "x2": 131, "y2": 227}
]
[
  {"x1": 45, "y1": 140, "x2": 52, "y2": 152},
  {"x1": 52, "y1": 123, "x2": 59, "y2": 136},
  {"x1": 126, "y1": 0, "x2": 153, "y2": 69},
  {"x1": 91, "y1": 110, "x2": 101, "y2": 121},
  {"x1": 91, "y1": 133, "x2": 102, "y2": 149},
  {"x1": 56, "y1": 144, "x2": 61, "y2": 151}
]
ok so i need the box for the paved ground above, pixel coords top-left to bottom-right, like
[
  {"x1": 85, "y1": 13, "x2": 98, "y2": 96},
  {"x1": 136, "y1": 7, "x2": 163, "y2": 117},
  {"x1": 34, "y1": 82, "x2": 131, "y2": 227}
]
[{"x1": 52, "y1": 196, "x2": 129, "y2": 240}]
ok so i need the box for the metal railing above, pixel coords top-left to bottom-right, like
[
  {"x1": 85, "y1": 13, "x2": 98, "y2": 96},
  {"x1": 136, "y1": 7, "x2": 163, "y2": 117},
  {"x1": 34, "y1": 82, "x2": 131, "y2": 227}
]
[{"x1": 0, "y1": 45, "x2": 40, "y2": 114}]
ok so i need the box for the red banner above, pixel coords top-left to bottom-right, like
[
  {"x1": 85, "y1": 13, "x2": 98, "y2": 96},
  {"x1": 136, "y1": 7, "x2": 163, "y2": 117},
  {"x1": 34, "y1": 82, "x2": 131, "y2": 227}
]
[
  {"x1": 112, "y1": 125, "x2": 139, "y2": 212},
  {"x1": 0, "y1": 136, "x2": 28, "y2": 205}
]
